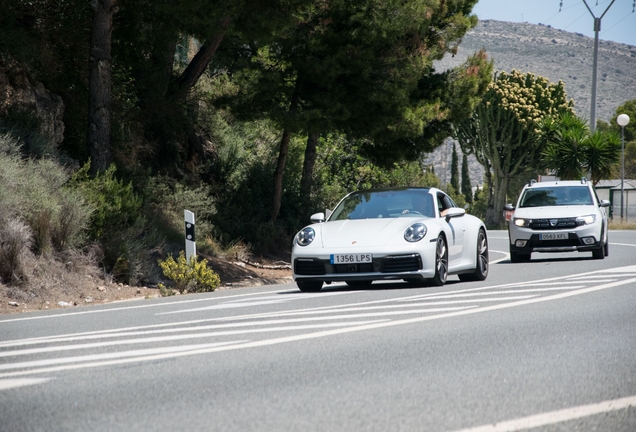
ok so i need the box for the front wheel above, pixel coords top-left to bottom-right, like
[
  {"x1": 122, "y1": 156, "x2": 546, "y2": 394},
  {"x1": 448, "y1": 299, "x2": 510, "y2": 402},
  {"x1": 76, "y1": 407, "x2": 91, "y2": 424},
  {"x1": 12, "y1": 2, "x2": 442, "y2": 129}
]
[
  {"x1": 431, "y1": 235, "x2": 448, "y2": 286},
  {"x1": 297, "y1": 280, "x2": 323, "y2": 292},
  {"x1": 345, "y1": 280, "x2": 373, "y2": 287},
  {"x1": 459, "y1": 229, "x2": 489, "y2": 282},
  {"x1": 592, "y1": 229, "x2": 606, "y2": 260},
  {"x1": 510, "y1": 247, "x2": 531, "y2": 263}
]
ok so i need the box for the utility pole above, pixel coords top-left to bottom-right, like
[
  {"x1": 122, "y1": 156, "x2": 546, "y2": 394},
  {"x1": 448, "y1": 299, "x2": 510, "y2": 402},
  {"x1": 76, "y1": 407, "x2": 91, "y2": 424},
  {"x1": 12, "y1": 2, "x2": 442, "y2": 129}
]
[{"x1": 581, "y1": 0, "x2": 616, "y2": 131}]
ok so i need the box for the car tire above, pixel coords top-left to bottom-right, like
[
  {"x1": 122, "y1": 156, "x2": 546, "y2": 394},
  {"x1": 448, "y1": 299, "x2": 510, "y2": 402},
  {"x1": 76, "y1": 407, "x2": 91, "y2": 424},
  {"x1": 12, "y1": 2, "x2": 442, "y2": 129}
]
[
  {"x1": 297, "y1": 280, "x2": 323, "y2": 292},
  {"x1": 592, "y1": 229, "x2": 606, "y2": 260},
  {"x1": 510, "y1": 249, "x2": 531, "y2": 263},
  {"x1": 459, "y1": 229, "x2": 489, "y2": 282},
  {"x1": 431, "y1": 235, "x2": 448, "y2": 286},
  {"x1": 345, "y1": 280, "x2": 373, "y2": 287}
]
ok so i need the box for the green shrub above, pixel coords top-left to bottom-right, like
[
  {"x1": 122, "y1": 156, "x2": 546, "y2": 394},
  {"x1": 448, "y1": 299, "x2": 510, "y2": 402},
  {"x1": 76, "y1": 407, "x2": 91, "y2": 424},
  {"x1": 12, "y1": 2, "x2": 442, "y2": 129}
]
[
  {"x1": 0, "y1": 218, "x2": 33, "y2": 284},
  {"x1": 0, "y1": 134, "x2": 92, "y2": 255},
  {"x1": 70, "y1": 161, "x2": 142, "y2": 240},
  {"x1": 158, "y1": 251, "x2": 220, "y2": 293}
]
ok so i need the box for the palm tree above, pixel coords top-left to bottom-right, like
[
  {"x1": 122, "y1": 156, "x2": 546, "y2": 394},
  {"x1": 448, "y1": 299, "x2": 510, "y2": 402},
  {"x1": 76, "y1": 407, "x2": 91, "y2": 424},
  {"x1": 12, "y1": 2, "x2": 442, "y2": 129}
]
[
  {"x1": 584, "y1": 129, "x2": 621, "y2": 185},
  {"x1": 541, "y1": 112, "x2": 620, "y2": 185}
]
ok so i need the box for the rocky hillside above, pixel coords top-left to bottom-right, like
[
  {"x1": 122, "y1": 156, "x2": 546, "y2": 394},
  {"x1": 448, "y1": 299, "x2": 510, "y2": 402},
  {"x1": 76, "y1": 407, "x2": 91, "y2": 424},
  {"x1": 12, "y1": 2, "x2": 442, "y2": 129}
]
[{"x1": 427, "y1": 19, "x2": 636, "y2": 188}]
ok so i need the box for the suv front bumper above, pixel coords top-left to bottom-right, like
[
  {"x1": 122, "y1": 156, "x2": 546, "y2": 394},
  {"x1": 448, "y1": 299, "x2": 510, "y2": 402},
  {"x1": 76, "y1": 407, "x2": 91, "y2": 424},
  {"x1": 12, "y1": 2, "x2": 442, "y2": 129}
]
[{"x1": 508, "y1": 228, "x2": 602, "y2": 254}]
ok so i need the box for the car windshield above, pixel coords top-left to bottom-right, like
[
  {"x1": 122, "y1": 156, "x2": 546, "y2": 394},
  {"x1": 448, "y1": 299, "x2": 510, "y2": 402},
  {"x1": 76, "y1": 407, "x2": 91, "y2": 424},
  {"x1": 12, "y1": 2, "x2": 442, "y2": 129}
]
[
  {"x1": 519, "y1": 186, "x2": 593, "y2": 207},
  {"x1": 329, "y1": 190, "x2": 435, "y2": 220}
]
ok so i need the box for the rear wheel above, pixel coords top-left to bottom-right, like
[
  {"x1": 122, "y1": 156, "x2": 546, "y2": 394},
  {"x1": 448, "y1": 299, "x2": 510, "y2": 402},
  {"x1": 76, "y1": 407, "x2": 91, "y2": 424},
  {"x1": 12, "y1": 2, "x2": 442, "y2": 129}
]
[
  {"x1": 459, "y1": 229, "x2": 489, "y2": 282},
  {"x1": 431, "y1": 235, "x2": 448, "y2": 286},
  {"x1": 297, "y1": 280, "x2": 323, "y2": 292}
]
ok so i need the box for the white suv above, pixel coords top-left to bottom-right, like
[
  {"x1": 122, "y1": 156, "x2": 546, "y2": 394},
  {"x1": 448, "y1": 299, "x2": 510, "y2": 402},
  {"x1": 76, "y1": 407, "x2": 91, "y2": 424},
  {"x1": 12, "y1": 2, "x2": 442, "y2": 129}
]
[{"x1": 504, "y1": 179, "x2": 610, "y2": 263}]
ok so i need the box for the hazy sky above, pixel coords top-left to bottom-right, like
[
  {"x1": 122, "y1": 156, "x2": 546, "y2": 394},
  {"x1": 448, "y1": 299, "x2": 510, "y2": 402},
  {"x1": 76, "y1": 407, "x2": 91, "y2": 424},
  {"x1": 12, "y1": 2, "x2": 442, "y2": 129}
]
[{"x1": 472, "y1": 0, "x2": 636, "y2": 46}]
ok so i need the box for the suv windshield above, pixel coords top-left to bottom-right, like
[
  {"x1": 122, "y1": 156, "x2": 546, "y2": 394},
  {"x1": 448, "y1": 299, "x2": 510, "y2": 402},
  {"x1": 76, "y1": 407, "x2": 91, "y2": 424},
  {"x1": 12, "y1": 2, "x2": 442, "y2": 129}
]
[{"x1": 519, "y1": 186, "x2": 592, "y2": 208}]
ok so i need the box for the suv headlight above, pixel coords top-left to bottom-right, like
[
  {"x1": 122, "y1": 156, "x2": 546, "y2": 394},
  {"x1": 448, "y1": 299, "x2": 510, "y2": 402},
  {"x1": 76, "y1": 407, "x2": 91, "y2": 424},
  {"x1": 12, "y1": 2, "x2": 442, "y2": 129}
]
[
  {"x1": 296, "y1": 227, "x2": 315, "y2": 246},
  {"x1": 513, "y1": 218, "x2": 530, "y2": 227},
  {"x1": 576, "y1": 214, "x2": 596, "y2": 225}
]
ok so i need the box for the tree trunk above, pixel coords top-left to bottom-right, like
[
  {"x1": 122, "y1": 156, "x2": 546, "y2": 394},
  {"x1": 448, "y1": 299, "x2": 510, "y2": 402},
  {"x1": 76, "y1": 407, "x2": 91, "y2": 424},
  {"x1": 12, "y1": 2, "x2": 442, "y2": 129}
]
[
  {"x1": 300, "y1": 132, "x2": 319, "y2": 202},
  {"x1": 271, "y1": 80, "x2": 301, "y2": 222},
  {"x1": 88, "y1": 0, "x2": 118, "y2": 176},
  {"x1": 486, "y1": 172, "x2": 510, "y2": 229},
  {"x1": 271, "y1": 128, "x2": 292, "y2": 222},
  {"x1": 170, "y1": 16, "x2": 231, "y2": 101}
]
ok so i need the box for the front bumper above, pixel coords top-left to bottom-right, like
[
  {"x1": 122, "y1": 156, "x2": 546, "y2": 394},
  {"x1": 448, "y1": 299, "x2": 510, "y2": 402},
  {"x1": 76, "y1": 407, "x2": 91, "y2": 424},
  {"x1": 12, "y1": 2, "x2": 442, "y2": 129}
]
[
  {"x1": 508, "y1": 225, "x2": 602, "y2": 254},
  {"x1": 293, "y1": 253, "x2": 437, "y2": 282}
]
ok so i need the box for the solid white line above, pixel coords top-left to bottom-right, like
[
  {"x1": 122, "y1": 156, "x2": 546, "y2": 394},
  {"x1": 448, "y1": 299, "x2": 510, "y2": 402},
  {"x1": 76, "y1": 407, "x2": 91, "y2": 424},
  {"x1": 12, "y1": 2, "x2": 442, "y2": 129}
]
[
  {"x1": 611, "y1": 242, "x2": 636, "y2": 247},
  {"x1": 450, "y1": 395, "x2": 636, "y2": 432},
  {"x1": 0, "y1": 378, "x2": 51, "y2": 390},
  {"x1": 1, "y1": 276, "x2": 634, "y2": 379}
]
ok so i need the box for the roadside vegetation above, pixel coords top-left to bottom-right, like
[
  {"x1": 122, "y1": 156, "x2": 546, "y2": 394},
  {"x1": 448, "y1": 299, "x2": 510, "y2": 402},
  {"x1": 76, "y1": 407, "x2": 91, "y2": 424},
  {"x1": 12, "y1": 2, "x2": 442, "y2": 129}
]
[{"x1": 1, "y1": 0, "x2": 634, "y2": 306}]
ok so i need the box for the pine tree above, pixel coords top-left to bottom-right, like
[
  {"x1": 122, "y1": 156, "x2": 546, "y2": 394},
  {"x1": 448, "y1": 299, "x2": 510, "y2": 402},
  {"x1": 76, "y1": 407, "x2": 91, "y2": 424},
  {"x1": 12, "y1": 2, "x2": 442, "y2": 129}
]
[
  {"x1": 461, "y1": 153, "x2": 473, "y2": 203},
  {"x1": 450, "y1": 144, "x2": 460, "y2": 192}
]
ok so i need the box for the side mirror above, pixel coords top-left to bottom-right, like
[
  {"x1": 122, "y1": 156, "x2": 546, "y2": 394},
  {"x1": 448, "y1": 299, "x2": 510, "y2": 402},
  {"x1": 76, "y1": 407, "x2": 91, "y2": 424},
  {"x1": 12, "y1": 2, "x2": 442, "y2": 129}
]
[
  {"x1": 599, "y1": 199, "x2": 610, "y2": 208},
  {"x1": 503, "y1": 204, "x2": 515, "y2": 211},
  {"x1": 310, "y1": 212, "x2": 325, "y2": 223},
  {"x1": 444, "y1": 207, "x2": 466, "y2": 222}
]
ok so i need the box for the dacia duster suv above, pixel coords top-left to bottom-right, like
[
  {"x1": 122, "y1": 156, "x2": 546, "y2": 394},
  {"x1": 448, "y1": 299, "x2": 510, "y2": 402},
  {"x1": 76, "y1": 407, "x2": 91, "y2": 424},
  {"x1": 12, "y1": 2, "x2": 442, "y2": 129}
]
[{"x1": 504, "y1": 179, "x2": 610, "y2": 263}]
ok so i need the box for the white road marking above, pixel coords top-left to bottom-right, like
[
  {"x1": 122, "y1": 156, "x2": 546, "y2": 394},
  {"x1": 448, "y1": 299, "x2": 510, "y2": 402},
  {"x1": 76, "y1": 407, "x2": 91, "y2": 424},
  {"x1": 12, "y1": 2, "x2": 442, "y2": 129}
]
[
  {"x1": 0, "y1": 378, "x2": 51, "y2": 390},
  {"x1": 2, "y1": 273, "x2": 635, "y2": 379},
  {"x1": 0, "y1": 342, "x2": 246, "y2": 371},
  {"x1": 0, "y1": 289, "x2": 291, "y2": 324},
  {"x1": 450, "y1": 395, "x2": 636, "y2": 432},
  {"x1": 0, "y1": 321, "x2": 387, "y2": 358},
  {"x1": 611, "y1": 242, "x2": 636, "y2": 247}
]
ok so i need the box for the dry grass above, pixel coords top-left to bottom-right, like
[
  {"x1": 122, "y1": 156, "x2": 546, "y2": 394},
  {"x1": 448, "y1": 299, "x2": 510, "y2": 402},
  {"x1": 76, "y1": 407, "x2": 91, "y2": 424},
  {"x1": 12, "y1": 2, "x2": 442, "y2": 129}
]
[{"x1": 609, "y1": 220, "x2": 636, "y2": 230}]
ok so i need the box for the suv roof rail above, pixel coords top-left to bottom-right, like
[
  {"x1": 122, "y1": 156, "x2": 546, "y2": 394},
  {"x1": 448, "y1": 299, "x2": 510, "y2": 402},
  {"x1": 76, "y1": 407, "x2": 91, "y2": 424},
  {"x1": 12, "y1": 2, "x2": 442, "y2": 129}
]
[
  {"x1": 528, "y1": 179, "x2": 537, "y2": 186},
  {"x1": 581, "y1": 177, "x2": 587, "y2": 184}
]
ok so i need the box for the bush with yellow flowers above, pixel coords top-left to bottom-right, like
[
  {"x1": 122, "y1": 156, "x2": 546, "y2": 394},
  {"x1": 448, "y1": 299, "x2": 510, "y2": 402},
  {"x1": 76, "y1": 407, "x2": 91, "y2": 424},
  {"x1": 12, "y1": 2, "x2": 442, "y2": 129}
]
[{"x1": 158, "y1": 251, "x2": 220, "y2": 294}]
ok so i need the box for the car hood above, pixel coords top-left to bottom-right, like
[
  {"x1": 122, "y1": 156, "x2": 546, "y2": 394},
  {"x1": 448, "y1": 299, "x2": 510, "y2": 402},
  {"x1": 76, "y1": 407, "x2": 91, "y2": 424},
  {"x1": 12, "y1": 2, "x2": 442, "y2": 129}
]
[
  {"x1": 514, "y1": 205, "x2": 599, "y2": 219},
  {"x1": 318, "y1": 218, "x2": 430, "y2": 248}
]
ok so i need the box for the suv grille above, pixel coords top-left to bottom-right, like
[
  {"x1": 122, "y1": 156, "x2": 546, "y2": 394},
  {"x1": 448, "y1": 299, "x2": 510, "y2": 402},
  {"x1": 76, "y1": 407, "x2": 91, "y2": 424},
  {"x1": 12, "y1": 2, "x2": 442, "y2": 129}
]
[{"x1": 528, "y1": 217, "x2": 583, "y2": 230}]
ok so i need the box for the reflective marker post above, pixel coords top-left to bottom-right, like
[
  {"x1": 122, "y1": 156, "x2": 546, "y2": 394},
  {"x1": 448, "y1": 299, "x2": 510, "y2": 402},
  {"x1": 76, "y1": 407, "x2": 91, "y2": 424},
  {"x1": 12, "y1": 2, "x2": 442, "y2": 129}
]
[{"x1": 184, "y1": 210, "x2": 196, "y2": 263}]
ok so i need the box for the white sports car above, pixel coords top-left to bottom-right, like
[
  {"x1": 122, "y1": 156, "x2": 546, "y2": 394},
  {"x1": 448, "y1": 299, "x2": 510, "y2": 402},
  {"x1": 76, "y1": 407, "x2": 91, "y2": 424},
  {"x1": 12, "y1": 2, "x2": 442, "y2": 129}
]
[{"x1": 292, "y1": 187, "x2": 489, "y2": 292}]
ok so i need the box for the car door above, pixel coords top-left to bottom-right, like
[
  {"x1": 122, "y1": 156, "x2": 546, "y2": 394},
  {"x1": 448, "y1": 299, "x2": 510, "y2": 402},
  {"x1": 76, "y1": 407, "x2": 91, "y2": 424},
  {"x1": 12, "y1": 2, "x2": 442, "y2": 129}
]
[{"x1": 437, "y1": 193, "x2": 465, "y2": 267}]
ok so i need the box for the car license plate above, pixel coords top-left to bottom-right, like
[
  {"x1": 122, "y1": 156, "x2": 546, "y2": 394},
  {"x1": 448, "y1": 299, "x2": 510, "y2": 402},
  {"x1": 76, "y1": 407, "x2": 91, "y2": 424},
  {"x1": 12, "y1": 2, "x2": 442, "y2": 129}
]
[
  {"x1": 540, "y1": 233, "x2": 568, "y2": 240},
  {"x1": 330, "y1": 254, "x2": 372, "y2": 264}
]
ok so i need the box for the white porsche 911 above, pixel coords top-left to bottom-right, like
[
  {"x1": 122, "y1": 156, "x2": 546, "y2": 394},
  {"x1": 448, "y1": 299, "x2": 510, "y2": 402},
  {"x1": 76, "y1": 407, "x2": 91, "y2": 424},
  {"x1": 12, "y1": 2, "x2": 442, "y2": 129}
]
[{"x1": 292, "y1": 187, "x2": 489, "y2": 292}]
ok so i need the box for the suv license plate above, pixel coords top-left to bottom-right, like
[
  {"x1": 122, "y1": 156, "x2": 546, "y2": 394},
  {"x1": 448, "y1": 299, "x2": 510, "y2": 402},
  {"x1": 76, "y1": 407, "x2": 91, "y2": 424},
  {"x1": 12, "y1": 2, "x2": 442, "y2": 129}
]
[
  {"x1": 330, "y1": 254, "x2": 372, "y2": 264},
  {"x1": 540, "y1": 233, "x2": 568, "y2": 240}
]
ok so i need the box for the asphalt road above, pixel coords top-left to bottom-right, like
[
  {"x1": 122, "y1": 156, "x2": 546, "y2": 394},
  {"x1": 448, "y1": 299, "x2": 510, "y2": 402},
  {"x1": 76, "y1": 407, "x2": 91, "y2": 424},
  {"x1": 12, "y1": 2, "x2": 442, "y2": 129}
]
[{"x1": 1, "y1": 230, "x2": 635, "y2": 432}]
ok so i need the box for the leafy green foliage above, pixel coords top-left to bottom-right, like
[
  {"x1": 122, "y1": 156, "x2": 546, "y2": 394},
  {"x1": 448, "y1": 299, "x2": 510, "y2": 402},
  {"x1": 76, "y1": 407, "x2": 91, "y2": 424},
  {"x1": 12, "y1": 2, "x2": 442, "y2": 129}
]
[
  {"x1": 158, "y1": 251, "x2": 220, "y2": 294},
  {"x1": 541, "y1": 111, "x2": 621, "y2": 185},
  {"x1": 70, "y1": 161, "x2": 142, "y2": 240}
]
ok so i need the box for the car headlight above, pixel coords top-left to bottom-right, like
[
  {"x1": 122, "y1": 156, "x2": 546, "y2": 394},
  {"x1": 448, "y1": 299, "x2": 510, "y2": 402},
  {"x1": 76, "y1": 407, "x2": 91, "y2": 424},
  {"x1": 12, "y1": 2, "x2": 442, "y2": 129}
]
[
  {"x1": 576, "y1": 214, "x2": 596, "y2": 225},
  {"x1": 296, "y1": 227, "x2": 315, "y2": 246},
  {"x1": 513, "y1": 218, "x2": 529, "y2": 227},
  {"x1": 404, "y1": 223, "x2": 427, "y2": 242}
]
